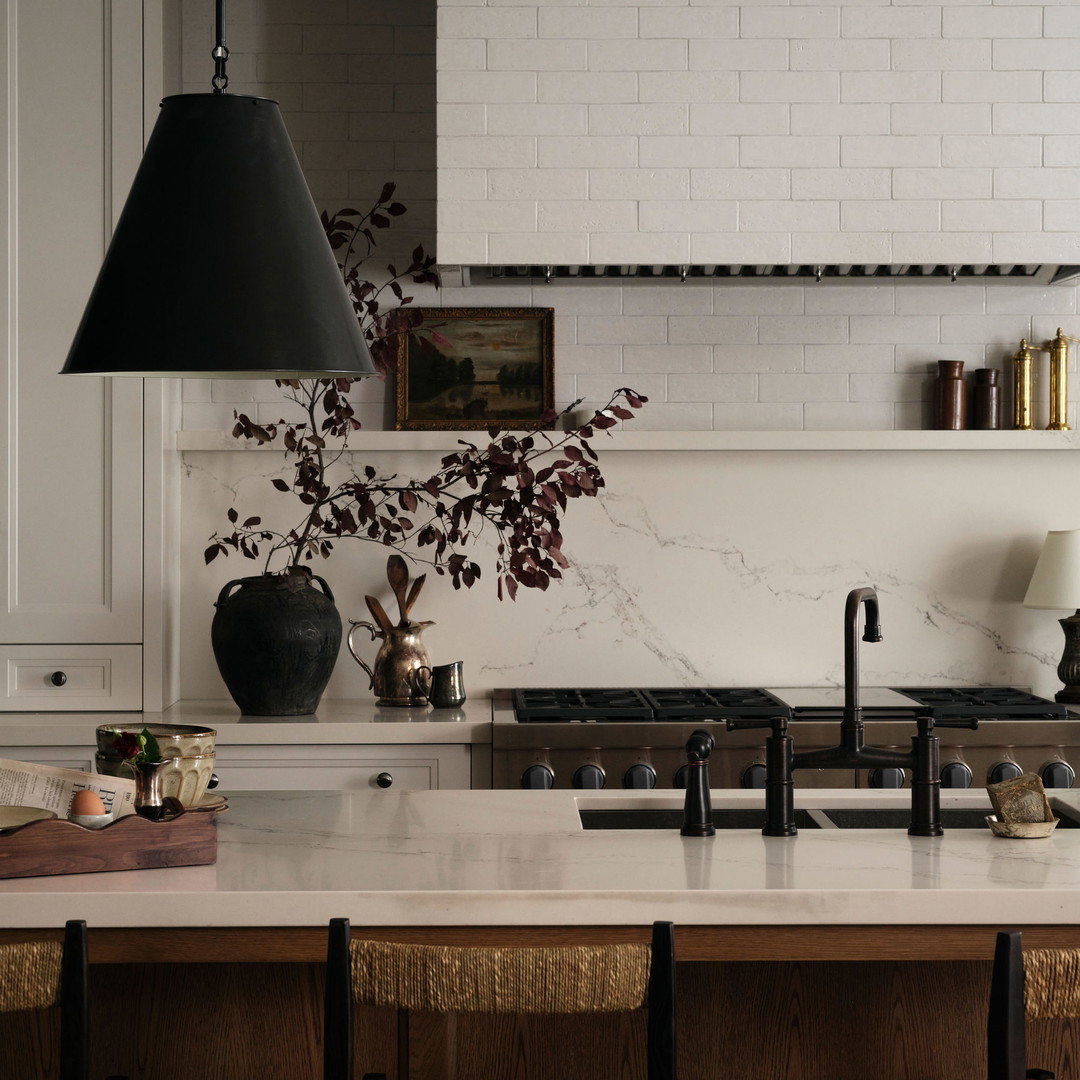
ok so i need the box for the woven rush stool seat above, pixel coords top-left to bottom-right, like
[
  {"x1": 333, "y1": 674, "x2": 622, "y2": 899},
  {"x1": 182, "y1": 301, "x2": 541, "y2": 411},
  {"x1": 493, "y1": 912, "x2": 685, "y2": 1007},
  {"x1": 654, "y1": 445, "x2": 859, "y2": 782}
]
[
  {"x1": 0, "y1": 920, "x2": 87, "y2": 1080},
  {"x1": 989, "y1": 931, "x2": 1080, "y2": 1080},
  {"x1": 324, "y1": 921, "x2": 676, "y2": 1080}
]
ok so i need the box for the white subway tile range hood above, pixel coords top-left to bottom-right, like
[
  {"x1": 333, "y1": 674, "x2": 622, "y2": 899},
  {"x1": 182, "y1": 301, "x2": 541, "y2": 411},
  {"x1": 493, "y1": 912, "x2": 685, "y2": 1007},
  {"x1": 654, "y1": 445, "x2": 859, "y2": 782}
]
[{"x1": 436, "y1": 0, "x2": 1080, "y2": 286}]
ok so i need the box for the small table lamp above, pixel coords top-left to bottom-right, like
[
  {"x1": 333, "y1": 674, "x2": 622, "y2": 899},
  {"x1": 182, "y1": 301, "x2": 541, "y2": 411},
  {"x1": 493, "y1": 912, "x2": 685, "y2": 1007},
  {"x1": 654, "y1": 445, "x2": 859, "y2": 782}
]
[{"x1": 1023, "y1": 529, "x2": 1080, "y2": 703}]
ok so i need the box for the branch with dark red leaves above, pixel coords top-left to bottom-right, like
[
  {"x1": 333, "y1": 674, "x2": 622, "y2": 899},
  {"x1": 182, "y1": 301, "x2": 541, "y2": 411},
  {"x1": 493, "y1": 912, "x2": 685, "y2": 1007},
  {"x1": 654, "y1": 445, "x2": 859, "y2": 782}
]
[{"x1": 205, "y1": 388, "x2": 648, "y2": 599}]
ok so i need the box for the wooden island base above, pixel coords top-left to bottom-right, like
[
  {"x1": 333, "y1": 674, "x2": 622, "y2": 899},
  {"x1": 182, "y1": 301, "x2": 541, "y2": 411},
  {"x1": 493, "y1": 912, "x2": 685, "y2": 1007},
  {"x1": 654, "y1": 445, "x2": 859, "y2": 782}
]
[{"x1": 3, "y1": 925, "x2": 1079, "y2": 1079}]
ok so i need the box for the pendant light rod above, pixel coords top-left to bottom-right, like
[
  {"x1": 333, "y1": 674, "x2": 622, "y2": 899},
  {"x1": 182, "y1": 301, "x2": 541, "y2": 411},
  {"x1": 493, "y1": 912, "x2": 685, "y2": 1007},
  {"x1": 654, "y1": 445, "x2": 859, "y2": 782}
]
[{"x1": 212, "y1": 0, "x2": 229, "y2": 92}]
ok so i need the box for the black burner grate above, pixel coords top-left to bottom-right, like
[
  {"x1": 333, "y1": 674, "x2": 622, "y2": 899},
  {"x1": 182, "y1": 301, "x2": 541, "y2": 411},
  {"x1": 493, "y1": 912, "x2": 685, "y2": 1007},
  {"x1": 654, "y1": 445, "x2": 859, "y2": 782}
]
[
  {"x1": 512, "y1": 688, "x2": 654, "y2": 722},
  {"x1": 642, "y1": 688, "x2": 794, "y2": 721},
  {"x1": 891, "y1": 687, "x2": 1068, "y2": 719}
]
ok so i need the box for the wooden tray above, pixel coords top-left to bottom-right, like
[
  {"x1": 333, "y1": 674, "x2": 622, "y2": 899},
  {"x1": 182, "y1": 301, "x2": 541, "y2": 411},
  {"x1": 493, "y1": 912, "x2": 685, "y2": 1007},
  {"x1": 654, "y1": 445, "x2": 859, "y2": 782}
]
[{"x1": 0, "y1": 807, "x2": 218, "y2": 879}]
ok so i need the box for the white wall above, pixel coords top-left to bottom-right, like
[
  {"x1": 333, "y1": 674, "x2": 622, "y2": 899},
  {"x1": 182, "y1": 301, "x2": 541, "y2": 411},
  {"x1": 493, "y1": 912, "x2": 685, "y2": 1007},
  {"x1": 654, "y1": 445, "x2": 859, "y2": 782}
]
[{"x1": 175, "y1": 0, "x2": 1080, "y2": 703}]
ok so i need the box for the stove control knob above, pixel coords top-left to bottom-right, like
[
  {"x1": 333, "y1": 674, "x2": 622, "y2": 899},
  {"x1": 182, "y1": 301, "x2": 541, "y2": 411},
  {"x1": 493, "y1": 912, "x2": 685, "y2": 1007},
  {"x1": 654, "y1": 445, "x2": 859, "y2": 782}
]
[
  {"x1": 673, "y1": 764, "x2": 689, "y2": 789},
  {"x1": 741, "y1": 763, "x2": 766, "y2": 790},
  {"x1": 521, "y1": 764, "x2": 555, "y2": 790},
  {"x1": 988, "y1": 761, "x2": 1023, "y2": 786},
  {"x1": 940, "y1": 762, "x2": 973, "y2": 789},
  {"x1": 622, "y1": 763, "x2": 656, "y2": 789},
  {"x1": 869, "y1": 768, "x2": 905, "y2": 789},
  {"x1": 1041, "y1": 760, "x2": 1075, "y2": 789},
  {"x1": 573, "y1": 764, "x2": 606, "y2": 790}
]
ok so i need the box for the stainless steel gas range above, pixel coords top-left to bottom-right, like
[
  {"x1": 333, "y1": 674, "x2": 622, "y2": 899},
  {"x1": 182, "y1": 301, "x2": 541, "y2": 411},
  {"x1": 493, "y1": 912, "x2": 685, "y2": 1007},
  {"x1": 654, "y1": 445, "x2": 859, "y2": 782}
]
[{"x1": 491, "y1": 686, "x2": 1079, "y2": 791}]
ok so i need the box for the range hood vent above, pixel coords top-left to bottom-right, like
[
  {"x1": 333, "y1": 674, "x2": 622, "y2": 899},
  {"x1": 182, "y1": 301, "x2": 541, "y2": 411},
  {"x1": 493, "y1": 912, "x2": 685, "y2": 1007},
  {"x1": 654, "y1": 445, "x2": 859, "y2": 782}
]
[{"x1": 450, "y1": 264, "x2": 1080, "y2": 287}]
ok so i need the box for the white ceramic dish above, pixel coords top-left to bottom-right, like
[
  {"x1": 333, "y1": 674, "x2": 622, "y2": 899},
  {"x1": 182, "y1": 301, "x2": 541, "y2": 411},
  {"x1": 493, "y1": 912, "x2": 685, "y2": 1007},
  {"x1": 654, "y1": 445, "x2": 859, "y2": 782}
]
[
  {"x1": 68, "y1": 812, "x2": 112, "y2": 830},
  {"x1": 985, "y1": 815, "x2": 1059, "y2": 839},
  {"x1": 0, "y1": 805, "x2": 57, "y2": 831}
]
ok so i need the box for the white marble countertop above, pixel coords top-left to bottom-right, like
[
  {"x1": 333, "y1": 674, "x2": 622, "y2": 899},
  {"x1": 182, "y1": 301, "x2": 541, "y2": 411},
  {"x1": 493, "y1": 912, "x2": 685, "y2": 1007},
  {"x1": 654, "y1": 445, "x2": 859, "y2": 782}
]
[
  {"x1": 0, "y1": 699, "x2": 493, "y2": 747},
  {"x1": 3, "y1": 787, "x2": 1080, "y2": 930}
]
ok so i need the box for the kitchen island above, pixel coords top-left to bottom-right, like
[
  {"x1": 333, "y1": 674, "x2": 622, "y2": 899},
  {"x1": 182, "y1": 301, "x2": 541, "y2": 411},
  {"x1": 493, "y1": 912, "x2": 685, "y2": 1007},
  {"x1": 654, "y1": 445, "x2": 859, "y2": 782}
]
[{"x1": 3, "y1": 787, "x2": 1080, "y2": 1078}]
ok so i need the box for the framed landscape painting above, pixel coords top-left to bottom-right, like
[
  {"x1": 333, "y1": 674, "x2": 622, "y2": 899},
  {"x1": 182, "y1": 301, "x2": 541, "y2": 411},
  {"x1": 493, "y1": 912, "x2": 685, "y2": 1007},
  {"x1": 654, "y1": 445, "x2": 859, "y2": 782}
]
[{"x1": 395, "y1": 307, "x2": 554, "y2": 430}]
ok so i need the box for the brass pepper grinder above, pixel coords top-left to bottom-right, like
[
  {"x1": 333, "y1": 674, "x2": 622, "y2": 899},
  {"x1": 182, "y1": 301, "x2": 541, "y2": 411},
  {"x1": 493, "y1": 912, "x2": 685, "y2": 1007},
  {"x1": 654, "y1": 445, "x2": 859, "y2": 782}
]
[
  {"x1": 1048, "y1": 328, "x2": 1071, "y2": 431},
  {"x1": 1012, "y1": 339, "x2": 1034, "y2": 430}
]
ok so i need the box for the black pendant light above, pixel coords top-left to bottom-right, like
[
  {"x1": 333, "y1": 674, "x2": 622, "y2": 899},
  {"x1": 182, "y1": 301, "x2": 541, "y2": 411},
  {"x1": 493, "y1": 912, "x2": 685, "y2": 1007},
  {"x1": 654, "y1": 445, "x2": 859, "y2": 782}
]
[{"x1": 62, "y1": 0, "x2": 376, "y2": 379}]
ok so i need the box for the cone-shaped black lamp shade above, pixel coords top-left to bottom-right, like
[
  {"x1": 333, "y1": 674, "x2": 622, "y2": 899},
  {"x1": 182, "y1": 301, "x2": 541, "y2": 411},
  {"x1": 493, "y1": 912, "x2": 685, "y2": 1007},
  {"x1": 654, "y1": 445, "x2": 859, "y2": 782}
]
[{"x1": 62, "y1": 94, "x2": 376, "y2": 378}]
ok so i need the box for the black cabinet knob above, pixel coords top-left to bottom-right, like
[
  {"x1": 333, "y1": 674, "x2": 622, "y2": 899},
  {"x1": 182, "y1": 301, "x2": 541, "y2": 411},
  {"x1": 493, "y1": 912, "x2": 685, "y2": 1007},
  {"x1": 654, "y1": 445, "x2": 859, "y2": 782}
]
[
  {"x1": 988, "y1": 761, "x2": 1023, "y2": 785},
  {"x1": 940, "y1": 761, "x2": 973, "y2": 789},
  {"x1": 50, "y1": 671, "x2": 67, "y2": 687},
  {"x1": 622, "y1": 763, "x2": 656, "y2": 789},
  {"x1": 375, "y1": 772, "x2": 394, "y2": 789},
  {"x1": 572, "y1": 764, "x2": 605, "y2": 790},
  {"x1": 869, "y1": 767, "x2": 905, "y2": 789},
  {"x1": 207, "y1": 773, "x2": 220, "y2": 790},
  {"x1": 673, "y1": 764, "x2": 689, "y2": 790},
  {"x1": 741, "y1": 763, "x2": 767, "y2": 789},
  {"x1": 1042, "y1": 761, "x2": 1075, "y2": 789},
  {"x1": 521, "y1": 764, "x2": 554, "y2": 790}
]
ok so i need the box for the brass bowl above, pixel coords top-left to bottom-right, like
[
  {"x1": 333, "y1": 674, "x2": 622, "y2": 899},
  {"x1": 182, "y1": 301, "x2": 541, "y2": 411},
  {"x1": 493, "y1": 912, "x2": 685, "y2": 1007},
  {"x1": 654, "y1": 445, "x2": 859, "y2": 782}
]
[{"x1": 96, "y1": 723, "x2": 216, "y2": 759}]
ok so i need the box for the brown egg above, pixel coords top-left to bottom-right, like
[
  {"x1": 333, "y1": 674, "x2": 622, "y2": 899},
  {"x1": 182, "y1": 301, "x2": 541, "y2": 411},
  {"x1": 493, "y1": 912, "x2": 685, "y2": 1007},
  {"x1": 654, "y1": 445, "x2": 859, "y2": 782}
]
[{"x1": 70, "y1": 789, "x2": 106, "y2": 817}]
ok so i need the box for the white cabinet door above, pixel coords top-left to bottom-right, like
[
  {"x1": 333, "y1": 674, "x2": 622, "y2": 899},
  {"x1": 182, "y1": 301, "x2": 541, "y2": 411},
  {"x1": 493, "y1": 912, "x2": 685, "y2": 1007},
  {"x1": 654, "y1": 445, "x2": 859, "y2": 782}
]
[
  {"x1": 0, "y1": 3, "x2": 150, "y2": 695},
  {"x1": 215, "y1": 744, "x2": 473, "y2": 792}
]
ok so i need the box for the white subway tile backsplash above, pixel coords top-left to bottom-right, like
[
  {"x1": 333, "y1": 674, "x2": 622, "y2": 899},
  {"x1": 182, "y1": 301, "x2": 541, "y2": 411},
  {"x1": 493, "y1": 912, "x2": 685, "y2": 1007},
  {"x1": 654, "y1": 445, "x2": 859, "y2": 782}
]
[
  {"x1": 591, "y1": 168, "x2": 689, "y2": 200},
  {"x1": 713, "y1": 344, "x2": 804, "y2": 373},
  {"x1": 803, "y1": 402, "x2": 895, "y2": 430},
  {"x1": 639, "y1": 200, "x2": 738, "y2": 233},
  {"x1": 760, "y1": 315, "x2": 849, "y2": 345},
  {"x1": 791, "y1": 168, "x2": 890, "y2": 200},
  {"x1": 792, "y1": 39, "x2": 889, "y2": 72},
  {"x1": 739, "y1": 71, "x2": 840, "y2": 104},
  {"x1": 487, "y1": 169, "x2": 588, "y2": 200},
  {"x1": 713, "y1": 287, "x2": 803, "y2": 316},
  {"x1": 578, "y1": 315, "x2": 669, "y2": 345},
  {"x1": 804, "y1": 288, "x2": 892, "y2": 316},
  {"x1": 760, "y1": 373, "x2": 849, "y2": 402},
  {"x1": 690, "y1": 39, "x2": 789, "y2": 73},
  {"x1": 537, "y1": 200, "x2": 638, "y2": 232},
  {"x1": 590, "y1": 104, "x2": 689, "y2": 136},
  {"x1": 891, "y1": 104, "x2": 990, "y2": 136},
  {"x1": 741, "y1": 136, "x2": 840, "y2": 168},
  {"x1": 840, "y1": 200, "x2": 939, "y2": 233},
  {"x1": 844, "y1": 7, "x2": 941, "y2": 38},
  {"x1": 588, "y1": 39, "x2": 688, "y2": 72},
  {"x1": 941, "y1": 199, "x2": 1041, "y2": 233},
  {"x1": 994, "y1": 104, "x2": 1080, "y2": 136},
  {"x1": 942, "y1": 71, "x2": 1041, "y2": 104},
  {"x1": 893, "y1": 167, "x2": 991, "y2": 199},
  {"x1": 538, "y1": 8, "x2": 637, "y2": 39},
  {"x1": 942, "y1": 135, "x2": 1041, "y2": 168},
  {"x1": 943, "y1": 6, "x2": 1041, "y2": 39},
  {"x1": 740, "y1": 7, "x2": 840, "y2": 39},
  {"x1": 895, "y1": 285, "x2": 986, "y2": 316},
  {"x1": 537, "y1": 136, "x2": 637, "y2": 168},
  {"x1": 692, "y1": 169, "x2": 791, "y2": 200},
  {"x1": 840, "y1": 71, "x2": 940, "y2": 104},
  {"x1": 668, "y1": 373, "x2": 758, "y2": 402},
  {"x1": 691, "y1": 232, "x2": 793, "y2": 263},
  {"x1": 640, "y1": 71, "x2": 737, "y2": 104},
  {"x1": 892, "y1": 39, "x2": 990, "y2": 71},
  {"x1": 537, "y1": 72, "x2": 638, "y2": 103},
  {"x1": 841, "y1": 136, "x2": 940, "y2": 168},
  {"x1": 625, "y1": 345, "x2": 711, "y2": 372},
  {"x1": 488, "y1": 104, "x2": 587, "y2": 135},
  {"x1": 805, "y1": 343, "x2": 894, "y2": 372},
  {"x1": 640, "y1": 136, "x2": 737, "y2": 168},
  {"x1": 712, "y1": 402, "x2": 804, "y2": 431},
  {"x1": 628, "y1": 288, "x2": 712, "y2": 316},
  {"x1": 850, "y1": 372, "x2": 925, "y2": 402},
  {"x1": 437, "y1": 7, "x2": 535, "y2": 39},
  {"x1": 638, "y1": 8, "x2": 738, "y2": 39},
  {"x1": 740, "y1": 201, "x2": 840, "y2": 232},
  {"x1": 589, "y1": 232, "x2": 691, "y2": 262},
  {"x1": 669, "y1": 315, "x2": 758, "y2": 346},
  {"x1": 791, "y1": 104, "x2": 888, "y2": 136},
  {"x1": 439, "y1": 72, "x2": 537, "y2": 104},
  {"x1": 850, "y1": 315, "x2": 940, "y2": 345},
  {"x1": 691, "y1": 104, "x2": 789, "y2": 136}
]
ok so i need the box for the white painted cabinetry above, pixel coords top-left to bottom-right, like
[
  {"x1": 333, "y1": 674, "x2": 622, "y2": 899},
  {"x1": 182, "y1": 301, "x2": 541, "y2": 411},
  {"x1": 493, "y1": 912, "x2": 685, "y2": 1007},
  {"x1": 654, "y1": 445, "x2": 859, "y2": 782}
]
[{"x1": 0, "y1": 2, "x2": 161, "y2": 709}]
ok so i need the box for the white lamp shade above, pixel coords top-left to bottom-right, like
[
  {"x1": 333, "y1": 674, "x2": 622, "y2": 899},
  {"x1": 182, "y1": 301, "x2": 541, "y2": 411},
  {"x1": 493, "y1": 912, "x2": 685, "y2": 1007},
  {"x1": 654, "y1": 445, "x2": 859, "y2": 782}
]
[{"x1": 1023, "y1": 529, "x2": 1080, "y2": 610}]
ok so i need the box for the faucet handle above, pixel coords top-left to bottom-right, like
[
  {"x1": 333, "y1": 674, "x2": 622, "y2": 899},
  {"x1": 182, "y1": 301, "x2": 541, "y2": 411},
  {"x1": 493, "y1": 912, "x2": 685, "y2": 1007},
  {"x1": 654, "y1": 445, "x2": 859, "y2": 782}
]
[
  {"x1": 926, "y1": 717, "x2": 980, "y2": 731},
  {"x1": 725, "y1": 715, "x2": 789, "y2": 735}
]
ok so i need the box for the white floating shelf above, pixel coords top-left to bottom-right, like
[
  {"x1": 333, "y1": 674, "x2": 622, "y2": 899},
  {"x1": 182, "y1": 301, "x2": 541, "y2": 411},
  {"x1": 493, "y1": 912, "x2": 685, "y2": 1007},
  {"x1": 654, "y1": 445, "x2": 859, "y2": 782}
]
[{"x1": 176, "y1": 429, "x2": 1080, "y2": 453}]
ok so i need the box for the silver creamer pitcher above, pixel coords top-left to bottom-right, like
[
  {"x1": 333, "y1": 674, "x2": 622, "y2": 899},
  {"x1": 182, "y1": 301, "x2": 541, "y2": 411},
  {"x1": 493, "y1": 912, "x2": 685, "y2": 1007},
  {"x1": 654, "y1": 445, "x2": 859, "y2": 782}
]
[{"x1": 347, "y1": 618, "x2": 434, "y2": 706}]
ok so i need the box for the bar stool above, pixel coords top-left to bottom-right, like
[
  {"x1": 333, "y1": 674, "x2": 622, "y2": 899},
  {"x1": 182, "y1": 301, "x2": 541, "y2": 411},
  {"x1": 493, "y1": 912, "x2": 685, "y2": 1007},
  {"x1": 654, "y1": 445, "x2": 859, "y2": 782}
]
[
  {"x1": 0, "y1": 920, "x2": 88, "y2": 1080},
  {"x1": 324, "y1": 919, "x2": 676, "y2": 1080},
  {"x1": 988, "y1": 930, "x2": 1080, "y2": 1080}
]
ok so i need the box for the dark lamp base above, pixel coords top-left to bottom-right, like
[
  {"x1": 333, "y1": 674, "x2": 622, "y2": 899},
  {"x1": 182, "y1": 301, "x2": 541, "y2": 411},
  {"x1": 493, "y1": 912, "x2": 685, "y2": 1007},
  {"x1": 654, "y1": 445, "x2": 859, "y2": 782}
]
[{"x1": 1054, "y1": 611, "x2": 1080, "y2": 706}]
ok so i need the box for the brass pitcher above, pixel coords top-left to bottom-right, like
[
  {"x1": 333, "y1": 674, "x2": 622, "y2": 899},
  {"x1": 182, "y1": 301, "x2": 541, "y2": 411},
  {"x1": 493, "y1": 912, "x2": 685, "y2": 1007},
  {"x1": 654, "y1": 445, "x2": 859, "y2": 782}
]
[{"x1": 348, "y1": 619, "x2": 434, "y2": 706}]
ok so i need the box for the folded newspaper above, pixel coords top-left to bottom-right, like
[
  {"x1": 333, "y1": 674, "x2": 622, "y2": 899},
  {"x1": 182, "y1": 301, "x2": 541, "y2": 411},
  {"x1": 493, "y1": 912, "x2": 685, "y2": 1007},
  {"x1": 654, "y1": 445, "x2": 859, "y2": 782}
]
[{"x1": 0, "y1": 757, "x2": 136, "y2": 819}]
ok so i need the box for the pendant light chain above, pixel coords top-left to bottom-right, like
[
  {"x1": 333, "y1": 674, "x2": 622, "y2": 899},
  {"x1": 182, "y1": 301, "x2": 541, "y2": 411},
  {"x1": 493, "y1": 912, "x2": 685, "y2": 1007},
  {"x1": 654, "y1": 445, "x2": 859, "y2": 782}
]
[{"x1": 211, "y1": 0, "x2": 229, "y2": 93}]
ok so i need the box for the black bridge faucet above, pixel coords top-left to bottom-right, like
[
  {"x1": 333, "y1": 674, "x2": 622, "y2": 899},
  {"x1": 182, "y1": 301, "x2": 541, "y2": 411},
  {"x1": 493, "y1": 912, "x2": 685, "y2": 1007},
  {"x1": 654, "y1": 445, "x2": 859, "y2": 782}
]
[{"x1": 726, "y1": 586, "x2": 978, "y2": 838}]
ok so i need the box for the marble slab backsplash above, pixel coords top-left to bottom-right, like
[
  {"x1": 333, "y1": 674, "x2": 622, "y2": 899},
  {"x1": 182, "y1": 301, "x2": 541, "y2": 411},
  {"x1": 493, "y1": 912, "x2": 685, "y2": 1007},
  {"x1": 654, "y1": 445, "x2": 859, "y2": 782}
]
[{"x1": 180, "y1": 442, "x2": 1072, "y2": 703}]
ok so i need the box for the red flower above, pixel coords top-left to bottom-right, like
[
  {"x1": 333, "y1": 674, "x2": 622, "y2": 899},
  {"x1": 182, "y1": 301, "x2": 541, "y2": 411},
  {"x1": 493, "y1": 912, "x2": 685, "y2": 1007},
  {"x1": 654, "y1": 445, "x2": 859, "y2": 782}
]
[{"x1": 111, "y1": 732, "x2": 143, "y2": 760}]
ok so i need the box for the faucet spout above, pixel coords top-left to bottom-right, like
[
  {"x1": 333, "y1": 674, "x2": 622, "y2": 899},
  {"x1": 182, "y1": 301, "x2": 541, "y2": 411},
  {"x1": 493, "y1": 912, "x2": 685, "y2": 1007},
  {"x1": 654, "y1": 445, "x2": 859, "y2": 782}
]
[{"x1": 844, "y1": 586, "x2": 881, "y2": 739}]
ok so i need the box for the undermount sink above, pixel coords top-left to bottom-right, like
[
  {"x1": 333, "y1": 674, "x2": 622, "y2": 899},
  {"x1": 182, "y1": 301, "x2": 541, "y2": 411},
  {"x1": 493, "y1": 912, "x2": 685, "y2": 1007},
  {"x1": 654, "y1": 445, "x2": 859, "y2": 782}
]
[{"x1": 578, "y1": 805, "x2": 1080, "y2": 831}]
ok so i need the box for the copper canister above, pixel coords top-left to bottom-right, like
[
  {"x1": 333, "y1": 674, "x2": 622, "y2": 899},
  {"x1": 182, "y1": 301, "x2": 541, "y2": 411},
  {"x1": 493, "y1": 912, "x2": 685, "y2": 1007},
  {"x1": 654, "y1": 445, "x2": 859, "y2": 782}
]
[{"x1": 935, "y1": 360, "x2": 966, "y2": 429}]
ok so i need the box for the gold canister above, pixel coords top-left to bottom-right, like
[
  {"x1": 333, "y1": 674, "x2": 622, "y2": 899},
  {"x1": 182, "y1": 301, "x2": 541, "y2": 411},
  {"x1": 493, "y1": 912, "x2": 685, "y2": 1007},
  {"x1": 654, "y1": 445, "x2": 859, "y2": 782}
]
[
  {"x1": 1048, "y1": 327, "x2": 1071, "y2": 431},
  {"x1": 1013, "y1": 339, "x2": 1033, "y2": 430}
]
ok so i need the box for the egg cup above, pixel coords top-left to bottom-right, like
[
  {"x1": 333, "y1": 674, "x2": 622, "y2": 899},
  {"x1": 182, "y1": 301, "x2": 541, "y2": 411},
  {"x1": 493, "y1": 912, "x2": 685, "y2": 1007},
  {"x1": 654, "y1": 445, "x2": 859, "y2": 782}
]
[{"x1": 68, "y1": 811, "x2": 112, "y2": 830}]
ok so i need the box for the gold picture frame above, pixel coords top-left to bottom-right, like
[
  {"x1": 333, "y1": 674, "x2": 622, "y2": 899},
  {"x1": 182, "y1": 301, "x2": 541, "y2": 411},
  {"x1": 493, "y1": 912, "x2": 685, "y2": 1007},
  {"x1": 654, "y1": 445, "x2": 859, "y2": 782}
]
[{"x1": 394, "y1": 307, "x2": 554, "y2": 431}]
